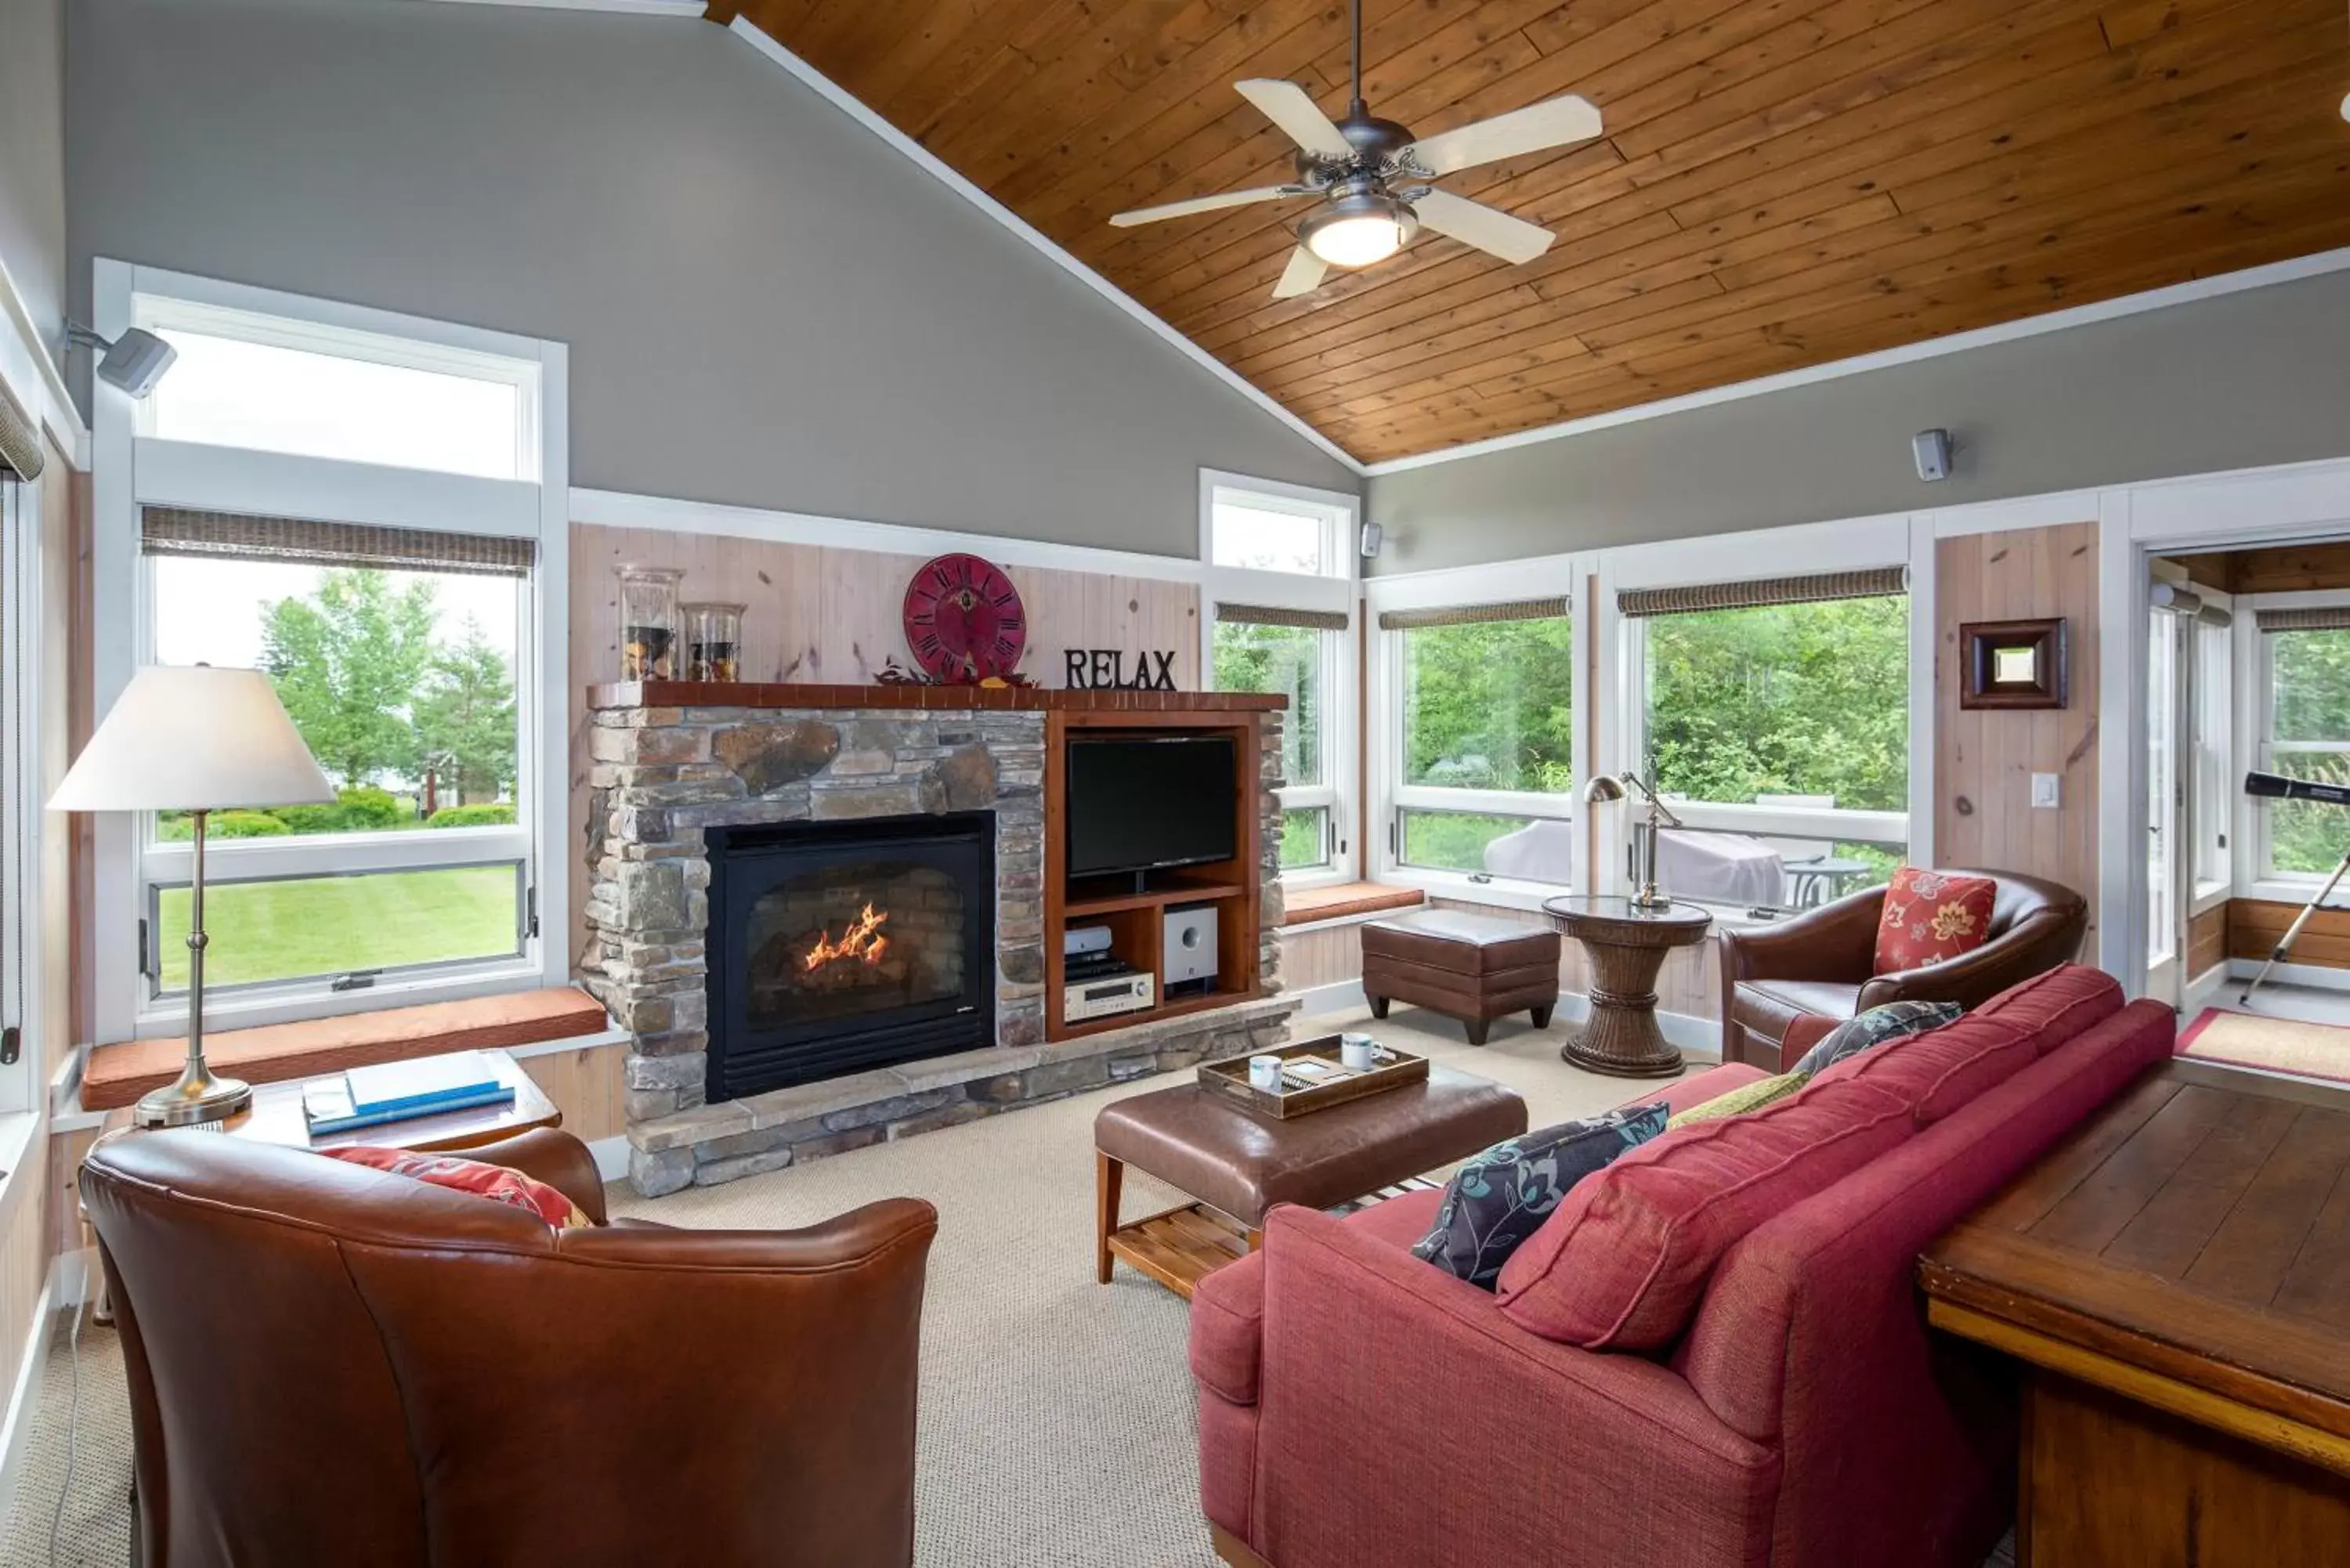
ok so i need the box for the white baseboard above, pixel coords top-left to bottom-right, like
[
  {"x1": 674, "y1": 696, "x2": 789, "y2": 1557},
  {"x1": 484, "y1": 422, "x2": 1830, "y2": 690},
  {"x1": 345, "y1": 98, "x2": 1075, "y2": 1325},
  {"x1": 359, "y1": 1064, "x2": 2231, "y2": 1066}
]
[
  {"x1": 0, "y1": 1248, "x2": 90, "y2": 1532},
  {"x1": 2181, "y1": 963, "x2": 2232, "y2": 1017},
  {"x1": 2225, "y1": 956, "x2": 2350, "y2": 995},
  {"x1": 587, "y1": 1134, "x2": 629, "y2": 1182},
  {"x1": 1289, "y1": 980, "x2": 1368, "y2": 1020}
]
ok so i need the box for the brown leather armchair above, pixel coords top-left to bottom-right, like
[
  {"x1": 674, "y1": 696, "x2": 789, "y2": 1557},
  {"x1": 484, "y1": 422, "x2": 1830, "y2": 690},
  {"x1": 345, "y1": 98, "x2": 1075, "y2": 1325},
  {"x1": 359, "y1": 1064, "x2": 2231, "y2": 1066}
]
[
  {"x1": 1717, "y1": 867, "x2": 2089, "y2": 1071},
  {"x1": 81, "y1": 1126, "x2": 937, "y2": 1568}
]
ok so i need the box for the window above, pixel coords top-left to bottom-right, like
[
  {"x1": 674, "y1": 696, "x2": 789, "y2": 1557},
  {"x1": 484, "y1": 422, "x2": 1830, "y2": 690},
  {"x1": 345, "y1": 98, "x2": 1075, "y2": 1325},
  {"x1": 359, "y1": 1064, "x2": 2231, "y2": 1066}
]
[
  {"x1": 1202, "y1": 474, "x2": 1358, "y2": 884},
  {"x1": 1385, "y1": 600, "x2": 1574, "y2": 885},
  {"x1": 94, "y1": 265, "x2": 566, "y2": 1037},
  {"x1": 2256, "y1": 607, "x2": 2350, "y2": 879},
  {"x1": 1622, "y1": 570, "x2": 1909, "y2": 907},
  {"x1": 1213, "y1": 615, "x2": 1333, "y2": 869},
  {"x1": 140, "y1": 515, "x2": 534, "y2": 997},
  {"x1": 2190, "y1": 610, "x2": 2232, "y2": 894},
  {"x1": 136, "y1": 298, "x2": 537, "y2": 480}
]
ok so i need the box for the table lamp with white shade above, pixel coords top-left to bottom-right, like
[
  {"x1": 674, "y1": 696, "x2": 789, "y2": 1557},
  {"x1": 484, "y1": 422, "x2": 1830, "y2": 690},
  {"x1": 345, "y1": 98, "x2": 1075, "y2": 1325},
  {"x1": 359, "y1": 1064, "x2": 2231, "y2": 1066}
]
[{"x1": 50, "y1": 665, "x2": 334, "y2": 1127}]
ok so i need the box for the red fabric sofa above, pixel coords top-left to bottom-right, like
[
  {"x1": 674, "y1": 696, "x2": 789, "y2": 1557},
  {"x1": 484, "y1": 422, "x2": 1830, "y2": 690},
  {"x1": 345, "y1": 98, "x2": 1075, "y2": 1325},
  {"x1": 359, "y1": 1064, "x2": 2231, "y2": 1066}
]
[{"x1": 1191, "y1": 966, "x2": 2173, "y2": 1568}]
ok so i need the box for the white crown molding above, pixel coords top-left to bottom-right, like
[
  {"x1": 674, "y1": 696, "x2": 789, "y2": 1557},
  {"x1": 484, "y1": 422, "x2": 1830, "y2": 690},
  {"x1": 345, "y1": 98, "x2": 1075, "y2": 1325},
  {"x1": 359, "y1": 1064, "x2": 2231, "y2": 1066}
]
[
  {"x1": 412, "y1": 0, "x2": 708, "y2": 16},
  {"x1": 725, "y1": 16, "x2": 1365, "y2": 477},
  {"x1": 569, "y1": 485, "x2": 1206, "y2": 583},
  {"x1": 0, "y1": 247, "x2": 88, "y2": 470},
  {"x1": 1365, "y1": 246, "x2": 2350, "y2": 479}
]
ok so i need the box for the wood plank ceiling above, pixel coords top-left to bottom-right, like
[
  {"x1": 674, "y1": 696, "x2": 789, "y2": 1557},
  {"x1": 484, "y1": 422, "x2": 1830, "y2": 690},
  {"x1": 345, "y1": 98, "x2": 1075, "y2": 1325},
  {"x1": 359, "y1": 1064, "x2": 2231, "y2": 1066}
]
[{"x1": 713, "y1": 0, "x2": 2350, "y2": 464}]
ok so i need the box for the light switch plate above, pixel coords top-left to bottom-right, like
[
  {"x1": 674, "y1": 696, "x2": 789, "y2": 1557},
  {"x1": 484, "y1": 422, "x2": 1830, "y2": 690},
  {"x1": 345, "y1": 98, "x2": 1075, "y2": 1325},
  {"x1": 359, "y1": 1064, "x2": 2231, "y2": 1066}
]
[{"x1": 2031, "y1": 772, "x2": 2061, "y2": 809}]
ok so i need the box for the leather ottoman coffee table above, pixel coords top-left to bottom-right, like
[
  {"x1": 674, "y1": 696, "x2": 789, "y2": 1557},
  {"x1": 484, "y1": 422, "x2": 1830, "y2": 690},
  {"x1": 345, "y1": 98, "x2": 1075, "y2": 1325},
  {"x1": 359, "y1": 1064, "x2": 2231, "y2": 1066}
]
[
  {"x1": 1361, "y1": 909, "x2": 1561, "y2": 1046},
  {"x1": 1093, "y1": 1065, "x2": 1527, "y2": 1298}
]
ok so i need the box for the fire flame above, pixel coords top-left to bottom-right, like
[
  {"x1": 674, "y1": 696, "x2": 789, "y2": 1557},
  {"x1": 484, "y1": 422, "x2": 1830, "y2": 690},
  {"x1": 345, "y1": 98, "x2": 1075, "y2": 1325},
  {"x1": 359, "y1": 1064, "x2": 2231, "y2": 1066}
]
[{"x1": 804, "y1": 903, "x2": 891, "y2": 971}]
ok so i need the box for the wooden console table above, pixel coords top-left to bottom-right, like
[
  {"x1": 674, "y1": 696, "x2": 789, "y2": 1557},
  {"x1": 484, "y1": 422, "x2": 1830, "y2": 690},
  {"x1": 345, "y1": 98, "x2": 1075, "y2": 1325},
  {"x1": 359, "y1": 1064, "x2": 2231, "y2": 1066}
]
[
  {"x1": 1920, "y1": 1062, "x2": 2350, "y2": 1566},
  {"x1": 1540, "y1": 894, "x2": 1711, "y2": 1078}
]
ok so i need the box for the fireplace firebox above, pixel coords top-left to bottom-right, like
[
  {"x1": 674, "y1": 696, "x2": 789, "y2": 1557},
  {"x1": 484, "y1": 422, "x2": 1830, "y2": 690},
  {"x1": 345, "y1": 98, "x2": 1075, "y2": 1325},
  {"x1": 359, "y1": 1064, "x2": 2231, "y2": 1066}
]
[{"x1": 705, "y1": 813, "x2": 995, "y2": 1102}]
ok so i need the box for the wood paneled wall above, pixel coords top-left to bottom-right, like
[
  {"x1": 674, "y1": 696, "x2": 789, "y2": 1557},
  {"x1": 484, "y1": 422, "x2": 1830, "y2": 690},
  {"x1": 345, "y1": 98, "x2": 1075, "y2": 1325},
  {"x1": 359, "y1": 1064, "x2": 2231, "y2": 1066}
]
[
  {"x1": 1936, "y1": 522, "x2": 2103, "y2": 945},
  {"x1": 2225, "y1": 899, "x2": 2350, "y2": 973},
  {"x1": 2187, "y1": 902, "x2": 2229, "y2": 981},
  {"x1": 567, "y1": 522, "x2": 1204, "y2": 966}
]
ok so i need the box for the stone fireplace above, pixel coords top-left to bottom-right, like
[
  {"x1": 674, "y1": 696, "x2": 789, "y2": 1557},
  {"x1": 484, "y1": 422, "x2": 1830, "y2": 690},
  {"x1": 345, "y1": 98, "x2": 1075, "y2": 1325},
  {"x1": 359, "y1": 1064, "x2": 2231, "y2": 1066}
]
[{"x1": 580, "y1": 685, "x2": 1297, "y2": 1196}]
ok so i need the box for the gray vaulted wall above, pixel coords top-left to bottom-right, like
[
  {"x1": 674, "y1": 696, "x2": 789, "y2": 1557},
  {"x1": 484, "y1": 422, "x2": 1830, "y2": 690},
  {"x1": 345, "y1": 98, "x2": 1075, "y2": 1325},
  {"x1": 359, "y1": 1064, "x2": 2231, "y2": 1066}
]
[
  {"x1": 66, "y1": 0, "x2": 1357, "y2": 556},
  {"x1": 0, "y1": 0, "x2": 67, "y2": 369},
  {"x1": 1368, "y1": 268, "x2": 2350, "y2": 573}
]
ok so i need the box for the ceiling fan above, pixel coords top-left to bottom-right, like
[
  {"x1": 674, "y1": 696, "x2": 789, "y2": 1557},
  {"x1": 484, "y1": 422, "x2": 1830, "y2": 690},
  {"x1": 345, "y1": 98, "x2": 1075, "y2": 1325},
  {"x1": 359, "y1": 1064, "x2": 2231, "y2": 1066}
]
[{"x1": 1108, "y1": 0, "x2": 1603, "y2": 301}]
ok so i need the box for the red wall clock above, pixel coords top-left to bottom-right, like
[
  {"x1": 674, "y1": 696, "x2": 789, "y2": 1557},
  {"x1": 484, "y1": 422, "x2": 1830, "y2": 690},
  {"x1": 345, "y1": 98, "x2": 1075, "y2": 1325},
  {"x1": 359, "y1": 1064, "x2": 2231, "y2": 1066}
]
[{"x1": 902, "y1": 553, "x2": 1026, "y2": 682}]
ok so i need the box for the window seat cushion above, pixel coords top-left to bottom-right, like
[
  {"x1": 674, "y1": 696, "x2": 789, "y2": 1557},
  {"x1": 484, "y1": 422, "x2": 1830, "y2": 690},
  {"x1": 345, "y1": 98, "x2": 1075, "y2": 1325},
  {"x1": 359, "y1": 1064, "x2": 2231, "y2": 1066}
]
[
  {"x1": 1281, "y1": 882, "x2": 1426, "y2": 927},
  {"x1": 83, "y1": 987, "x2": 613, "y2": 1112}
]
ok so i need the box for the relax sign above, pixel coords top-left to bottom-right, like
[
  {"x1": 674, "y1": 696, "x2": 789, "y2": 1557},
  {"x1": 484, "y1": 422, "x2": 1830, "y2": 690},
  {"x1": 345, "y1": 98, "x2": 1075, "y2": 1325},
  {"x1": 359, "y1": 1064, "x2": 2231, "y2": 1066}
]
[{"x1": 1063, "y1": 649, "x2": 1178, "y2": 691}]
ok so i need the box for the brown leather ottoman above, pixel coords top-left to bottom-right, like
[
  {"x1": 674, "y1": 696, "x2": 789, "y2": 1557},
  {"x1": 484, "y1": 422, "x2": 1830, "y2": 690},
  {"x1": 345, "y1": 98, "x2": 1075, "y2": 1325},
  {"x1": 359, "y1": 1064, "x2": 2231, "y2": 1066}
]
[
  {"x1": 1093, "y1": 1066, "x2": 1527, "y2": 1297},
  {"x1": 1361, "y1": 909, "x2": 1561, "y2": 1046}
]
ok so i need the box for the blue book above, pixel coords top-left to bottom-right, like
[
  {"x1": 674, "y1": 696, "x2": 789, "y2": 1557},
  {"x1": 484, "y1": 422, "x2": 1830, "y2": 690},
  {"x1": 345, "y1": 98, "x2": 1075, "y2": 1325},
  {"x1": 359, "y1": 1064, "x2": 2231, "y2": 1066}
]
[
  {"x1": 303, "y1": 1078, "x2": 515, "y2": 1136},
  {"x1": 344, "y1": 1052, "x2": 504, "y2": 1118}
]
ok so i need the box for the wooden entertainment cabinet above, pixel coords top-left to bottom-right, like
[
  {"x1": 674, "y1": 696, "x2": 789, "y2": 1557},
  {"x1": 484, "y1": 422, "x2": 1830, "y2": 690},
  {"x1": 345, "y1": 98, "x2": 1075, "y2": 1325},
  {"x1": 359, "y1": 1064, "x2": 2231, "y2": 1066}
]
[{"x1": 1045, "y1": 706, "x2": 1274, "y2": 1043}]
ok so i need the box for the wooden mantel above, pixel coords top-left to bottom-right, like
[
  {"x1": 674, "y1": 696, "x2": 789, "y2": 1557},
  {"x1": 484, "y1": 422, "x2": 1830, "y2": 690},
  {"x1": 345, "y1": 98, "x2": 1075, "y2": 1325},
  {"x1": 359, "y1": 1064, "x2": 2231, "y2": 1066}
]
[{"x1": 587, "y1": 681, "x2": 1286, "y2": 714}]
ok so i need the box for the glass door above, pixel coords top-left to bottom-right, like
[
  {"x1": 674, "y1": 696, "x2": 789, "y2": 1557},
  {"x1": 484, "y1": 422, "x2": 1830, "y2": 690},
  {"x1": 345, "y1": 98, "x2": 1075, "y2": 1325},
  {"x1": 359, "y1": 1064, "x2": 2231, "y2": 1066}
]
[{"x1": 2146, "y1": 606, "x2": 2186, "y2": 1007}]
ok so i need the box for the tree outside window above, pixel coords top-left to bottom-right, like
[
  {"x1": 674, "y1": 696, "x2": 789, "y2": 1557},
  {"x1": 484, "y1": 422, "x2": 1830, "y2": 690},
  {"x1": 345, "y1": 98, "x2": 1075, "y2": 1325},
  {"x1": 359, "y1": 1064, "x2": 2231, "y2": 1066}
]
[
  {"x1": 2265, "y1": 627, "x2": 2350, "y2": 875},
  {"x1": 1641, "y1": 595, "x2": 1907, "y2": 812}
]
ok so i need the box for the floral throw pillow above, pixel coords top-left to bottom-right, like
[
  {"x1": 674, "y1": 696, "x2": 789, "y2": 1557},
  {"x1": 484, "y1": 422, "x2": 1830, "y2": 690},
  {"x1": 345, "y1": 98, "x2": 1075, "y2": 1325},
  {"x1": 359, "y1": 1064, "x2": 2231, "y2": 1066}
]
[
  {"x1": 1873, "y1": 867, "x2": 1997, "y2": 977},
  {"x1": 322, "y1": 1146, "x2": 592, "y2": 1230},
  {"x1": 1790, "y1": 999, "x2": 1965, "y2": 1077},
  {"x1": 1411, "y1": 1103, "x2": 1669, "y2": 1290}
]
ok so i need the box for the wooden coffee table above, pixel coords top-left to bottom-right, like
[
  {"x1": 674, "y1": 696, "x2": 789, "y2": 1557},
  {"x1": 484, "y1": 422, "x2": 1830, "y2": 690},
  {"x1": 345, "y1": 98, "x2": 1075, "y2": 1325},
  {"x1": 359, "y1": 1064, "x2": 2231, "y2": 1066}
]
[
  {"x1": 1920, "y1": 1061, "x2": 2350, "y2": 1566},
  {"x1": 1092, "y1": 1064, "x2": 1527, "y2": 1298},
  {"x1": 1541, "y1": 894, "x2": 1712, "y2": 1077}
]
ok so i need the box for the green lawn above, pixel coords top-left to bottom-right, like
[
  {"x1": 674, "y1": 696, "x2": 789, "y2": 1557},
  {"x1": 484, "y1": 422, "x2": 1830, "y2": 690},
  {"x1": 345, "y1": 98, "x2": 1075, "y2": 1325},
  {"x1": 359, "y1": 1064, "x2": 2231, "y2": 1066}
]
[{"x1": 156, "y1": 865, "x2": 519, "y2": 990}]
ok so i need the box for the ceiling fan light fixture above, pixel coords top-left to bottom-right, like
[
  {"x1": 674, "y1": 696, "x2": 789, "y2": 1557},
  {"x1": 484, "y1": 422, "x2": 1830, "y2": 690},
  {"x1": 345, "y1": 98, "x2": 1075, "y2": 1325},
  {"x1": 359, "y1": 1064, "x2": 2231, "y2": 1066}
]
[{"x1": 1302, "y1": 193, "x2": 1415, "y2": 268}]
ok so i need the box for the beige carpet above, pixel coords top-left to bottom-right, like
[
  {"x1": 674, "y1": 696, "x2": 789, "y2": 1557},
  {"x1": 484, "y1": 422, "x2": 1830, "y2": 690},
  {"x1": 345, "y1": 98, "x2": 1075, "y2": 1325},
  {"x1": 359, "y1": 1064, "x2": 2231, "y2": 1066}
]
[
  {"x1": 2179, "y1": 1006, "x2": 2350, "y2": 1085},
  {"x1": 0, "y1": 1006, "x2": 1665, "y2": 1567}
]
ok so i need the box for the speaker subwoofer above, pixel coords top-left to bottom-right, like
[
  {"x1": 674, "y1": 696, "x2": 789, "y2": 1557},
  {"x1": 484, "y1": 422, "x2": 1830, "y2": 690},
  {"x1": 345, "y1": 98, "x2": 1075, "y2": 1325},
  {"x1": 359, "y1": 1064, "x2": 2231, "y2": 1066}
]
[{"x1": 1164, "y1": 905, "x2": 1219, "y2": 988}]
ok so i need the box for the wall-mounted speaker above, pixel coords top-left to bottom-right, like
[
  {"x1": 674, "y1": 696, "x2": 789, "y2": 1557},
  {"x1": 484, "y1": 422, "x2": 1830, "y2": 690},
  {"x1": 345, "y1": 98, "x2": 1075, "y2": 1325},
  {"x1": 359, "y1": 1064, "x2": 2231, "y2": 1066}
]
[
  {"x1": 1359, "y1": 520, "x2": 1383, "y2": 558},
  {"x1": 1912, "y1": 428, "x2": 1953, "y2": 483}
]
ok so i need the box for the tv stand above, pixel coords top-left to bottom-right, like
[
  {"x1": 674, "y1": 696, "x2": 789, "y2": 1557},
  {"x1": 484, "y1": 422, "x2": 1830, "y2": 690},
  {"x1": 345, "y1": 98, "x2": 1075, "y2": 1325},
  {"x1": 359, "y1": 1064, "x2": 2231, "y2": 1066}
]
[{"x1": 1044, "y1": 710, "x2": 1271, "y2": 1043}]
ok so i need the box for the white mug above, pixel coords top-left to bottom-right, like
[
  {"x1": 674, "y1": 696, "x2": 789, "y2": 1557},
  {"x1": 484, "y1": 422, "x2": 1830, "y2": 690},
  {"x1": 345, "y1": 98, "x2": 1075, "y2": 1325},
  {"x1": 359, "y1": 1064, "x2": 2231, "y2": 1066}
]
[
  {"x1": 1248, "y1": 1054, "x2": 1285, "y2": 1092},
  {"x1": 1339, "y1": 1035, "x2": 1378, "y2": 1071}
]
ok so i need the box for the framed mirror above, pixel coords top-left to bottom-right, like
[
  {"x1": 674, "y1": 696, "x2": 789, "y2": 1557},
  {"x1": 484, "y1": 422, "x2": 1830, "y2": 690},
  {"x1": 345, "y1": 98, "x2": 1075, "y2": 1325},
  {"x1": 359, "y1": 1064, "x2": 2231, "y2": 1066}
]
[{"x1": 1961, "y1": 617, "x2": 2067, "y2": 710}]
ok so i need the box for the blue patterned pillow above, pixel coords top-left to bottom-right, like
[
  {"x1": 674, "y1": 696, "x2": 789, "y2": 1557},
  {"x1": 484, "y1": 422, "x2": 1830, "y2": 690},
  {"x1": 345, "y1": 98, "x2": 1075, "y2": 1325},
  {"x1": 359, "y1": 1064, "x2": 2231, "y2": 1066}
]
[
  {"x1": 1790, "y1": 999, "x2": 1963, "y2": 1076},
  {"x1": 1410, "y1": 1103, "x2": 1669, "y2": 1289}
]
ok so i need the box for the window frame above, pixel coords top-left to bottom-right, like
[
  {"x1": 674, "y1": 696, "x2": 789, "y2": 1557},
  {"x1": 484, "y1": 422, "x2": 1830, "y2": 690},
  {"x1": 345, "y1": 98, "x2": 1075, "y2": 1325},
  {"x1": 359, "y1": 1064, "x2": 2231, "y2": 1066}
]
[
  {"x1": 2188, "y1": 595, "x2": 2235, "y2": 907},
  {"x1": 1366, "y1": 551, "x2": 1589, "y2": 909},
  {"x1": 0, "y1": 471, "x2": 44, "y2": 1117},
  {"x1": 2243, "y1": 588, "x2": 2350, "y2": 893},
  {"x1": 91, "y1": 261, "x2": 570, "y2": 1039},
  {"x1": 1600, "y1": 518, "x2": 1917, "y2": 918},
  {"x1": 1199, "y1": 471, "x2": 1360, "y2": 890},
  {"x1": 132, "y1": 293, "x2": 544, "y2": 482}
]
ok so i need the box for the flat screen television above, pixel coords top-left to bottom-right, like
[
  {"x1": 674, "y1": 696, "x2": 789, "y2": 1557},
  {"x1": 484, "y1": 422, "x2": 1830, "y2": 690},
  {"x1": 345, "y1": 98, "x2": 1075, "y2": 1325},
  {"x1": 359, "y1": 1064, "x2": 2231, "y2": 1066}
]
[{"x1": 1065, "y1": 735, "x2": 1238, "y2": 879}]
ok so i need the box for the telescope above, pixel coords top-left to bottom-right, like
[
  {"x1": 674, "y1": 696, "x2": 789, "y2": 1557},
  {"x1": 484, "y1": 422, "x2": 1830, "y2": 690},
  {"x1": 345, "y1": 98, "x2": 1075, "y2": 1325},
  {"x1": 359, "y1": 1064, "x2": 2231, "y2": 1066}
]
[
  {"x1": 2245, "y1": 770, "x2": 2350, "y2": 808},
  {"x1": 2240, "y1": 770, "x2": 2350, "y2": 1004}
]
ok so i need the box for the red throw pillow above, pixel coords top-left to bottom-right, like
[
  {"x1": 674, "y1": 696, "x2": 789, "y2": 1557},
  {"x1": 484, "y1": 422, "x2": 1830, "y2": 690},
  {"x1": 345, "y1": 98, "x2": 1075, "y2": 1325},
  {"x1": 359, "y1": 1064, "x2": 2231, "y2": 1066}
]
[
  {"x1": 1874, "y1": 867, "x2": 1996, "y2": 976},
  {"x1": 323, "y1": 1146, "x2": 591, "y2": 1229},
  {"x1": 1495, "y1": 1077, "x2": 1914, "y2": 1350}
]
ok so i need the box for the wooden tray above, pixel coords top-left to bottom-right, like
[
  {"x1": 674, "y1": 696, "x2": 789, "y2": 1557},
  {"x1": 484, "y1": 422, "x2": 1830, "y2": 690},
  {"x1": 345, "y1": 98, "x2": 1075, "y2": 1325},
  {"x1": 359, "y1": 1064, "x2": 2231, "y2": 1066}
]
[{"x1": 1198, "y1": 1035, "x2": 1427, "y2": 1119}]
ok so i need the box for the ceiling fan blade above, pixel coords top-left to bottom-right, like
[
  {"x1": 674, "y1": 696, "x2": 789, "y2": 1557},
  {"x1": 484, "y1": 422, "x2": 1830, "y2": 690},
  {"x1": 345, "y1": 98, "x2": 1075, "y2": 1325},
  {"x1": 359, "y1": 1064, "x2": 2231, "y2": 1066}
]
[
  {"x1": 1411, "y1": 189, "x2": 1556, "y2": 266},
  {"x1": 1235, "y1": 78, "x2": 1351, "y2": 161},
  {"x1": 1271, "y1": 247, "x2": 1329, "y2": 301},
  {"x1": 1408, "y1": 93, "x2": 1603, "y2": 176},
  {"x1": 1108, "y1": 186, "x2": 1302, "y2": 227}
]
